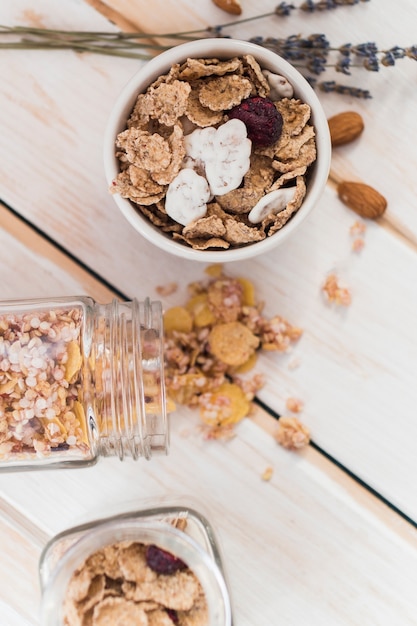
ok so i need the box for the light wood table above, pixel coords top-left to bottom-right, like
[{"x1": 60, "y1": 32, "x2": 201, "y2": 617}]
[{"x1": 0, "y1": 1, "x2": 417, "y2": 624}]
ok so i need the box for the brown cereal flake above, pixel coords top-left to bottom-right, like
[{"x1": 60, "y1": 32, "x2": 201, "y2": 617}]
[
  {"x1": 267, "y1": 166, "x2": 307, "y2": 192},
  {"x1": 63, "y1": 541, "x2": 208, "y2": 626},
  {"x1": 198, "y1": 74, "x2": 252, "y2": 111},
  {"x1": 150, "y1": 124, "x2": 185, "y2": 185},
  {"x1": 242, "y1": 54, "x2": 271, "y2": 97},
  {"x1": 147, "y1": 80, "x2": 191, "y2": 126},
  {"x1": 92, "y1": 597, "x2": 148, "y2": 625},
  {"x1": 225, "y1": 218, "x2": 266, "y2": 244},
  {"x1": 275, "y1": 98, "x2": 312, "y2": 136},
  {"x1": 174, "y1": 234, "x2": 230, "y2": 250},
  {"x1": 111, "y1": 166, "x2": 166, "y2": 206},
  {"x1": 116, "y1": 128, "x2": 172, "y2": 172},
  {"x1": 274, "y1": 124, "x2": 315, "y2": 161},
  {"x1": 127, "y1": 570, "x2": 201, "y2": 611},
  {"x1": 183, "y1": 215, "x2": 226, "y2": 239},
  {"x1": 186, "y1": 84, "x2": 225, "y2": 127},
  {"x1": 178, "y1": 56, "x2": 242, "y2": 80},
  {"x1": 272, "y1": 137, "x2": 316, "y2": 174}
]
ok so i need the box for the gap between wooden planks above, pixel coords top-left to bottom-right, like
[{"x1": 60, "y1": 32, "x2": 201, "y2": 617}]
[{"x1": 1, "y1": 201, "x2": 417, "y2": 546}]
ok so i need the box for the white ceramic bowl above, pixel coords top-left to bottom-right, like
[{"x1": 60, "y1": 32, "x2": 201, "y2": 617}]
[{"x1": 104, "y1": 38, "x2": 331, "y2": 262}]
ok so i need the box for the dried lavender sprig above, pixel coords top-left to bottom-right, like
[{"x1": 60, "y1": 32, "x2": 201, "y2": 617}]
[
  {"x1": 300, "y1": 0, "x2": 370, "y2": 12},
  {"x1": 317, "y1": 80, "x2": 372, "y2": 98}
]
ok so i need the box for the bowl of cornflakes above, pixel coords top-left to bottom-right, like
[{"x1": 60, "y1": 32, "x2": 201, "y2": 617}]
[{"x1": 104, "y1": 38, "x2": 331, "y2": 262}]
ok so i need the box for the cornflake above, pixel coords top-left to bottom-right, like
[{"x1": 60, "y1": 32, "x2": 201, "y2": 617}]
[
  {"x1": 162, "y1": 266, "x2": 302, "y2": 437},
  {"x1": 111, "y1": 54, "x2": 317, "y2": 251}
]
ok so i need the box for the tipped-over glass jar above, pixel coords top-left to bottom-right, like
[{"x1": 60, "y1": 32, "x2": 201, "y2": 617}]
[
  {"x1": 39, "y1": 505, "x2": 233, "y2": 626},
  {"x1": 0, "y1": 296, "x2": 168, "y2": 470}
]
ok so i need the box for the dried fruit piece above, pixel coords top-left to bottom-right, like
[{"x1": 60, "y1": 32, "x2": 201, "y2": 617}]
[
  {"x1": 209, "y1": 321, "x2": 259, "y2": 366},
  {"x1": 328, "y1": 111, "x2": 364, "y2": 147},
  {"x1": 237, "y1": 277, "x2": 255, "y2": 306},
  {"x1": 228, "y1": 96, "x2": 283, "y2": 147},
  {"x1": 64, "y1": 340, "x2": 82, "y2": 382},
  {"x1": 186, "y1": 293, "x2": 216, "y2": 327},
  {"x1": 199, "y1": 382, "x2": 250, "y2": 425},
  {"x1": 145, "y1": 545, "x2": 187, "y2": 575},
  {"x1": 163, "y1": 307, "x2": 193, "y2": 334},
  {"x1": 337, "y1": 181, "x2": 387, "y2": 219}
]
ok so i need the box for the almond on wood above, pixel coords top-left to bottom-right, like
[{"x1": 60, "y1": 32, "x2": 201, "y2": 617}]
[
  {"x1": 212, "y1": 0, "x2": 242, "y2": 15},
  {"x1": 328, "y1": 111, "x2": 365, "y2": 147},
  {"x1": 337, "y1": 181, "x2": 387, "y2": 219}
]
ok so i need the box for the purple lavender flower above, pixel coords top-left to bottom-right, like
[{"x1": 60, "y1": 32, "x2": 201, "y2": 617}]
[{"x1": 274, "y1": 2, "x2": 296, "y2": 16}]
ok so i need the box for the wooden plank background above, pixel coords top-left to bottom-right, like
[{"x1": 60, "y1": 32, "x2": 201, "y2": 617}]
[{"x1": 0, "y1": 0, "x2": 417, "y2": 623}]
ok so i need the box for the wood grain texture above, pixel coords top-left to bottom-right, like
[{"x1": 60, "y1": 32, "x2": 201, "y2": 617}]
[
  {"x1": 0, "y1": 0, "x2": 417, "y2": 517},
  {"x1": 1, "y1": 1, "x2": 417, "y2": 623},
  {"x1": 0, "y1": 213, "x2": 416, "y2": 625}
]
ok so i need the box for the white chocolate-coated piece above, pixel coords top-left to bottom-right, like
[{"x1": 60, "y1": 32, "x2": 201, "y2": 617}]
[
  {"x1": 205, "y1": 119, "x2": 251, "y2": 196},
  {"x1": 165, "y1": 168, "x2": 211, "y2": 226},
  {"x1": 262, "y1": 70, "x2": 294, "y2": 100},
  {"x1": 183, "y1": 119, "x2": 251, "y2": 197},
  {"x1": 248, "y1": 187, "x2": 296, "y2": 224}
]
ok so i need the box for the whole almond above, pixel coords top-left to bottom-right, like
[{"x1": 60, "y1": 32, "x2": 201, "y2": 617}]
[
  {"x1": 337, "y1": 181, "x2": 387, "y2": 219},
  {"x1": 212, "y1": 0, "x2": 242, "y2": 14},
  {"x1": 328, "y1": 111, "x2": 364, "y2": 147}
]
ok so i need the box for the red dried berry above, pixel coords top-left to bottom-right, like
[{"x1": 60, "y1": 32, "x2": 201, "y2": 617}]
[
  {"x1": 228, "y1": 96, "x2": 283, "y2": 147},
  {"x1": 166, "y1": 609, "x2": 179, "y2": 624},
  {"x1": 145, "y1": 544, "x2": 187, "y2": 575}
]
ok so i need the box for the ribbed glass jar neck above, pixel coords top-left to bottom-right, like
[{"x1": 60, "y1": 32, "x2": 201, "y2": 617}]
[{"x1": 90, "y1": 298, "x2": 168, "y2": 460}]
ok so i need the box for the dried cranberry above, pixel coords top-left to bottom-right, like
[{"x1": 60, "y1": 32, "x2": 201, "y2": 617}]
[
  {"x1": 228, "y1": 96, "x2": 283, "y2": 147},
  {"x1": 166, "y1": 608, "x2": 179, "y2": 624},
  {"x1": 145, "y1": 544, "x2": 187, "y2": 575}
]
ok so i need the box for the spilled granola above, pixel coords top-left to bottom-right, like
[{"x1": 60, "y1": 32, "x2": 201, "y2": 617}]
[{"x1": 162, "y1": 265, "x2": 302, "y2": 437}]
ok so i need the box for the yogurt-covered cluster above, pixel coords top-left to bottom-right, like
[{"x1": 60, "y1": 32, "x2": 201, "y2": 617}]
[
  {"x1": 166, "y1": 119, "x2": 252, "y2": 226},
  {"x1": 111, "y1": 54, "x2": 317, "y2": 250}
]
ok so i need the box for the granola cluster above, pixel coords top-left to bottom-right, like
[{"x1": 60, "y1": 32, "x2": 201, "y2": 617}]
[
  {"x1": 274, "y1": 416, "x2": 310, "y2": 450},
  {"x1": 111, "y1": 54, "x2": 317, "y2": 250},
  {"x1": 0, "y1": 307, "x2": 88, "y2": 462},
  {"x1": 162, "y1": 265, "x2": 302, "y2": 437},
  {"x1": 321, "y1": 273, "x2": 352, "y2": 306},
  {"x1": 63, "y1": 540, "x2": 207, "y2": 626}
]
